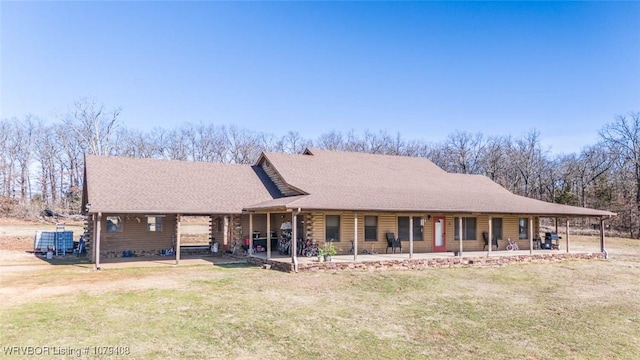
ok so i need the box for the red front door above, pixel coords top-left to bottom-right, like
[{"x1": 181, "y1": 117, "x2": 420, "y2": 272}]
[{"x1": 433, "y1": 217, "x2": 446, "y2": 252}]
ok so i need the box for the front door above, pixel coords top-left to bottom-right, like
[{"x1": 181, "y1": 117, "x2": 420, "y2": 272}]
[{"x1": 433, "y1": 217, "x2": 446, "y2": 252}]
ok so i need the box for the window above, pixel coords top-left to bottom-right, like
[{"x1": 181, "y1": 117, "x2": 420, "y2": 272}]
[
  {"x1": 106, "y1": 216, "x2": 122, "y2": 232},
  {"x1": 147, "y1": 216, "x2": 163, "y2": 232},
  {"x1": 519, "y1": 218, "x2": 529, "y2": 239},
  {"x1": 454, "y1": 217, "x2": 477, "y2": 240},
  {"x1": 326, "y1": 215, "x2": 340, "y2": 242},
  {"x1": 397, "y1": 216, "x2": 423, "y2": 241},
  {"x1": 492, "y1": 218, "x2": 503, "y2": 240},
  {"x1": 364, "y1": 216, "x2": 377, "y2": 241}
]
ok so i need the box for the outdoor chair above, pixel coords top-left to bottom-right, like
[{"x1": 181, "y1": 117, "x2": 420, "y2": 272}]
[
  {"x1": 482, "y1": 231, "x2": 498, "y2": 251},
  {"x1": 386, "y1": 233, "x2": 402, "y2": 254}
]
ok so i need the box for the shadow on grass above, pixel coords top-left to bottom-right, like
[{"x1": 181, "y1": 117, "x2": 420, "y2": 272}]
[
  {"x1": 214, "y1": 262, "x2": 255, "y2": 269},
  {"x1": 26, "y1": 251, "x2": 93, "y2": 266}
]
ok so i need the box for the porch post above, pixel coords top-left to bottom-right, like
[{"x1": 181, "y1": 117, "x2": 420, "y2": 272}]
[
  {"x1": 292, "y1": 210, "x2": 298, "y2": 272},
  {"x1": 95, "y1": 212, "x2": 102, "y2": 270},
  {"x1": 249, "y1": 212, "x2": 254, "y2": 255},
  {"x1": 223, "y1": 216, "x2": 229, "y2": 251},
  {"x1": 529, "y1": 216, "x2": 534, "y2": 255},
  {"x1": 458, "y1": 216, "x2": 463, "y2": 257},
  {"x1": 600, "y1": 217, "x2": 606, "y2": 254},
  {"x1": 176, "y1": 214, "x2": 181, "y2": 265},
  {"x1": 566, "y1": 219, "x2": 570, "y2": 253},
  {"x1": 353, "y1": 212, "x2": 358, "y2": 261},
  {"x1": 266, "y1": 212, "x2": 271, "y2": 259},
  {"x1": 409, "y1": 216, "x2": 414, "y2": 259},
  {"x1": 91, "y1": 213, "x2": 96, "y2": 262},
  {"x1": 488, "y1": 216, "x2": 492, "y2": 255},
  {"x1": 555, "y1": 217, "x2": 558, "y2": 234}
]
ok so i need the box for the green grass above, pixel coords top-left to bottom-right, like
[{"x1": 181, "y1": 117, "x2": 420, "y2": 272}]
[{"x1": 1, "y1": 238, "x2": 640, "y2": 359}]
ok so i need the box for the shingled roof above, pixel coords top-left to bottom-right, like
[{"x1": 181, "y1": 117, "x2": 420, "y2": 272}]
[
  {"x1": 83, "y1": 149, "x2": 615, "y2": 217},
  {"x1": 246, "y1": 148, "x2": 616, "y2": 217},
  {"x1": 83, "y1": 155, "x2": 279, "y2": 214}
]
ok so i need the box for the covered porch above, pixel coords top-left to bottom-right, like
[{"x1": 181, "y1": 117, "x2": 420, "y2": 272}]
[{"x1": 242, "y1": 207, "x2": 612, "y2": 273}]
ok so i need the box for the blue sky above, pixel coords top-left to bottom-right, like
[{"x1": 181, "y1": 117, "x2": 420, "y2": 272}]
[{"x1": 1, "y1": 1, "x2": 638, "y2": 154}]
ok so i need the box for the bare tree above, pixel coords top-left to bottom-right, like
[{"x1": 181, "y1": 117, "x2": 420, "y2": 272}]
[
  {"x1": 275, "y1": 131, "x2": 312, "y2": 154},
  {"x1": 63, "y1": 98, "x2": 121, "y2": 156},
  {"x1": 479, "y1": 135, "x2": 510, "y2": 183},
  {"x1": 33, "y1": 125, "x2": 59, "y2": 207},
  {"x1": 0, "y1": 120, "x2": 9, "y2": 197},
  {"x1": 508, "y1": 130, "x2": 547, "y2": 198},
  {"x1": 1, "y1": 119, "x2": 19, "y2": 198},
  {"x1": 317, "y1": 130, "x2": 345, "y2": 150},
  {"x1": 227, "y1": 126, "x2": 263, "y2": 164},
  {"x1": 443, "y1": 131, "x2": 486, "y2": 174},
  {"x1": 600, "y1": 112, "x2": 640, "y2": 208},
  {"x1": 14, "y1": 116, "x2": 38, "y2": 201},
  {"x1": 600, "y1": 112, "x2": 640, "y2": 237}
]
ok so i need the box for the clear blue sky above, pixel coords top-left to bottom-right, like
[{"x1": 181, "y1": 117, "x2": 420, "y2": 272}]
[{"x1": 2, "y1": 1, "x2": 639, "y2": 154}]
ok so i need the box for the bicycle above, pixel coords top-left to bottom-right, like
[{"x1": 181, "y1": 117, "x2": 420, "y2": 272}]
[
  {"x1": 506, "y1": 238, "x2": 519, "y2": 251},
  {"x1": 303, "y1": 240, "x2": 319, "y2": 257}
]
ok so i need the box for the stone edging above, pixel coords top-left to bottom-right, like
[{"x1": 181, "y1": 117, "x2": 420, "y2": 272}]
[{"x1": 247, "y1": 252, "x2": 605, "y2": 273}]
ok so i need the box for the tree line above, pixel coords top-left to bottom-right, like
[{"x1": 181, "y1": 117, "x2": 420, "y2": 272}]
[{"x1": 1, "y1": 98, "x2": 638, "y2": 237}]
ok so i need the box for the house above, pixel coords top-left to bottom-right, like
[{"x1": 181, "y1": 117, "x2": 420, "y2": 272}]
[{"x1": 82, "y1": 148, "x2": 615, "y2": 268}]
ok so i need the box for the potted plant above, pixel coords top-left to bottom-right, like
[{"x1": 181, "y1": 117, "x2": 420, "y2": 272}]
[
  {"x1": 318, "y1": 247, "x2": 326, "y2": 263},
  {"x1": 323, "y1": 242, "x2": 337, "y2": 262}
]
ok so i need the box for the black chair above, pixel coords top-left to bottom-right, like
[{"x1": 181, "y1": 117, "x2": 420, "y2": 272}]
[
  {"x1": 386, "y1": 233, "x2": 402, "y2": 254},
  {"x1": 482, "y1": 231, "x2": 498, "y2": 251}
]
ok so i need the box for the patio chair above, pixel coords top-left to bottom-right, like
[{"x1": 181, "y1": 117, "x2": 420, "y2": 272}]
[
  {"x1": 386, "y1": 233, "x2": 402, "y2": 254},
  {"x1": 482, "y1": 231, "x2": 498, "y2": 251}
]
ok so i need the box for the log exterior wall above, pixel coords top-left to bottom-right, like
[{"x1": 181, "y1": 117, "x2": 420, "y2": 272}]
[
  {"x1": 96, "y1": 213, "x2": 176, "y2": 257},
  {"x1": 303, "y1": 212, "x2": 542, "y2": 255},
  {"x1": 90, "y1": 211, "x2": 542, "y2": 258}
]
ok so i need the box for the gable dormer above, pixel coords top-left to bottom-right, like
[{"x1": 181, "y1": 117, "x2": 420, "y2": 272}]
[{"x1": 257, "y1": 155, "x2": 305, "y2": 197}]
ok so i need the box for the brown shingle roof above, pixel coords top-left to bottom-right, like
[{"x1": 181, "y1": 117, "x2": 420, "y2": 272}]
[
  {"x1": 84, "y1": 149, "x2": 616, "y2": 217},
  {"x1": 84, "y1": 155, "x2": 278, "y2": 214},
  {"x1": 246, "y1": 148, "x2": 616, "y2": 217}
]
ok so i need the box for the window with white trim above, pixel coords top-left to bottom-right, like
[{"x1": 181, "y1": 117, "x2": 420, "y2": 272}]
[
  {"x1": 147, "y1": 216, "x2": 163, "y2": 232},
  {"x1": 519, "y1": 218, "x2": 529, "y2": 239},
  {"x1": 364, "y1": 216, "x2": 377, "y2": 241},
  {"x1": 325, "y1": 215, "x2": 340, "y2": 242},
  {"x1": 454, "y1": 217, "x2": 477, "y2": 240},
  {"x1": 398, "y1": 216, "x2": 423, "y2": 241}
]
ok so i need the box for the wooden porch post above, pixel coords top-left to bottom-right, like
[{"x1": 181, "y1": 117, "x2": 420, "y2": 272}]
[
  {"x1": 292, "y1": 210, "x2": 298, "y2": 272},
  {"x1": 223, "y1": 215, "x2": 229, "y2": 250},
  {"x1": 249, "y1": 212, "x2": 254, "y2": 255},
  {"x1": 555, "y1": 217, "x2": 558, "y2": 234},
  {"x1": 488, "y1": 216, "x2": 492, "y2": 255},
  {"x1": 566, "y1": 219, "x2": 570, "y2": 253},
  {"x1": 91, "y1": 213, "x2": 96, "y2": 262},
  {"x1": 529, "y1": 217, "x2": 534, "y2": 255},
  {"x1": 409, "y1": 216, "x2": 414, "y2": 259},
  {"x1": 458, "y1": 216, "x2": 463, "y2": 257},
  {"x1": 353, "y1": 212, "x2": 358, "y2": 261},
  {"x1": 176, "y1": 214, "x2": 181, "y2": 265},
  {"x1": 95, "y1": 212, "x2": 102, "y2": 270},
  {"x1": 600, "y1": 217, "x2": 606, "y2": 256},
  {"x1": 266, "y1": 212, "x2": 271, "y2": 260}
]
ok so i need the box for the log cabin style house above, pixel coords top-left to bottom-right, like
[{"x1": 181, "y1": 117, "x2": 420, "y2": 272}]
[{"x1": 82, "y1": 148, "x2": 615, "y2": 268}]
